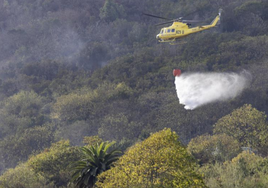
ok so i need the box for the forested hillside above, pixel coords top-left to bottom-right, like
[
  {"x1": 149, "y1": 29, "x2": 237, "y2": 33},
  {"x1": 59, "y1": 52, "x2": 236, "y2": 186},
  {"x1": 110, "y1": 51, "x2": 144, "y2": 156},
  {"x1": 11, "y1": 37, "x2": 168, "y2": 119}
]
[{"x1": 0, "y1": 0, "x2": 268, "y2": 187}]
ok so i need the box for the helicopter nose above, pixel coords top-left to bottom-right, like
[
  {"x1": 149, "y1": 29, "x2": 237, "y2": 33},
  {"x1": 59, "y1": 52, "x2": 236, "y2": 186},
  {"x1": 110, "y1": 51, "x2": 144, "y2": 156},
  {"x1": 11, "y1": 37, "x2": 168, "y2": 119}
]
[{"x1": 156, "y1": 34, "x2": 160, "y2": 39}]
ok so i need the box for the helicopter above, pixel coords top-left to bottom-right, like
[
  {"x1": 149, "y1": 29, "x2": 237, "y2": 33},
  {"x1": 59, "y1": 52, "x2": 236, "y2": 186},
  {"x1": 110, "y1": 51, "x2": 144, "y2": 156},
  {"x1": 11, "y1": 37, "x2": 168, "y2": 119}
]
[{"x1": 143, "y1": 9, "x2": 222, "y2": 44}]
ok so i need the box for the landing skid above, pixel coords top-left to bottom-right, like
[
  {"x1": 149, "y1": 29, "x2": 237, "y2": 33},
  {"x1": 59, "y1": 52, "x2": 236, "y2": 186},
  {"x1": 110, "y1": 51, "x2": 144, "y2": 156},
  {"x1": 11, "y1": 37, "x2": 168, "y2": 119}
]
[
  {"x1": 169, "y1": 40, "x2": 187, "y2": 45},
  {"x1": 158, "y1": 38, "x2": 187, "y2": 45}
]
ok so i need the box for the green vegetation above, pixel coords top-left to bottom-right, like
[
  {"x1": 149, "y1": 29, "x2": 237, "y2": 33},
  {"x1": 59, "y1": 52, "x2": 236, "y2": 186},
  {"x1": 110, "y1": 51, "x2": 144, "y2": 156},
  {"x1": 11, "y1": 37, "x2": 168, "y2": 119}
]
[
  {"x1": 72, "y1": 141, "x2": 121, "y2": 188},
  {"x1": 187, "y1": 134, "x2": 241, "y2": 164},
  {"x1": 96, "y1": 129, "x2": 206, "y2": 188},
  {"x1": 214, "y1": 104, "x2": 268, "y2": 155},
  {"x1": 200, "y1": 151, "x2": 268, "y2": 188},
  {"x1": 0, "y1": 0, "x2": 268, "y2": 187}
]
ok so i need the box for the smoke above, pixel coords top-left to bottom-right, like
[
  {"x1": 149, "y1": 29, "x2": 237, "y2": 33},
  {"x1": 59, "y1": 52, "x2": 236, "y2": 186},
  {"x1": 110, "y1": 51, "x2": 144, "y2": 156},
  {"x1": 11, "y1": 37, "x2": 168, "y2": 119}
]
[{"x1": 174, "y1": 71, "x2": 251, "y2": 110}]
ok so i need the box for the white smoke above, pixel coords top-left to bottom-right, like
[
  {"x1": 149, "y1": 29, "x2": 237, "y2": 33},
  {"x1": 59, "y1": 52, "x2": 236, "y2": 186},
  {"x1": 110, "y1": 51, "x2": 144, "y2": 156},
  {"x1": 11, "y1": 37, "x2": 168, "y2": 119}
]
[{"x1": 174, "y1": 71, "x2": 251, "y2": 110}]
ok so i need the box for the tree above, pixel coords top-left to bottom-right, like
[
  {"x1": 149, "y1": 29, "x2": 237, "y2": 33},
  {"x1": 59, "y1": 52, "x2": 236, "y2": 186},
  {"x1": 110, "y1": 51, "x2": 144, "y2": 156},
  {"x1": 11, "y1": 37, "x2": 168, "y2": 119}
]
[
  {"x1": 52, "y1": 82, "x2": 133, "y2": 123},
  {"x1": 0, "y1": 163, "x2": 48, "y2": 188},
  {"x1": 187, "y1": 134, "x2": 241, "y2": 164},
  {"x1": 99, "y1": 0, "x2": 125, "y2": 22},
  {"x1": 213, "y1": 104, "x2": 268, "y2": 155},
  {"x1": 0, "y1": 90, "x2": 45, "y2": 136},
  {"x1": 72, "y1": 141, "x2": 121, "y2": 188},
  {"x1": 52, "y1": 89, "x2": 97, "y2": 122},
  {"x1": 200, "y1": 151, "x2": 268, "y2": 188},
  {"x1": 0, "y1": 125, "x2": 55, "y2": 172},
  {"x1": 83, "y1": 135, "x2": 103, "y2": 146},
  {"x1": 98, "y1": 113, "x2": 142, "y2": 141},
  {"x1": 96, "y1": 128, "x2": 206, "y2": 188},
  {"x1": 28, "y1": 140, "x2": 80, "y2": 187}
]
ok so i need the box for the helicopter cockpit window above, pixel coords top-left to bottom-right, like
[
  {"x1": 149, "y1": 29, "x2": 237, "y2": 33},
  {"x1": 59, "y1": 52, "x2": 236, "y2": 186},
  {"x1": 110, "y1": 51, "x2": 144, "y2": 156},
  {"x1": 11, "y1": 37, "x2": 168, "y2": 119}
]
[
  {"x1": 172, "y1": 29, "x2": 175, "y2": 32},
  {"x1": 167, "y1": 29, "x2": 170, "y2": 33},
  {"x1": 161, "y1": 30, "x2": 164, "y2": 34}
]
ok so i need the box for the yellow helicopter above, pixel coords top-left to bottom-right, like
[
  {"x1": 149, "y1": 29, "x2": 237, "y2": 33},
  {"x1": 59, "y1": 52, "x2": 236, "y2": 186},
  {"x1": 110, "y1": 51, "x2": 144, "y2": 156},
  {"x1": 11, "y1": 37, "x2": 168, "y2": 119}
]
[{"x1": 144, "y1": 9, "x2": 222, "y2": 44}]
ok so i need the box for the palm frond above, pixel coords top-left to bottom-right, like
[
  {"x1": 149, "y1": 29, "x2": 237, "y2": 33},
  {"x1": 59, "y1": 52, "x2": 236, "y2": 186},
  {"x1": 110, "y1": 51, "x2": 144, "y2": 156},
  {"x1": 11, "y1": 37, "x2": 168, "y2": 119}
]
[{"x1": 71, "y1": 141, "x2": 121, "y2": 188}]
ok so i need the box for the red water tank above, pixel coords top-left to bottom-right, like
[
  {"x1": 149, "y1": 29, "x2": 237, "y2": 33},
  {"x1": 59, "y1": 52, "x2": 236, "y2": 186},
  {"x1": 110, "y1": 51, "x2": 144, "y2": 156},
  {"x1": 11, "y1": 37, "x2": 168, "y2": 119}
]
[{"x1": 173, "y1": 69, "x2": 181, "y2": 77}]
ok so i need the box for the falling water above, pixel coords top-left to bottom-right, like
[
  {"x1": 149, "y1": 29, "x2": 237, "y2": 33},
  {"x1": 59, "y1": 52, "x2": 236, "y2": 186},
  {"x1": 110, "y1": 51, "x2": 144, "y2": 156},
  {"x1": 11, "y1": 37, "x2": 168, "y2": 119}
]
[{"x1": 174, "y1": 71, "x2": 251, "y2": 110}]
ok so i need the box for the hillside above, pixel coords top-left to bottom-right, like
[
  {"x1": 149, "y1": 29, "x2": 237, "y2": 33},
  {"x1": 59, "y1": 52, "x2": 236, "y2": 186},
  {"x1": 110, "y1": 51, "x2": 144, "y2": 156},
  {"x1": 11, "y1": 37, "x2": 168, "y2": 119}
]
[{"x1": 0, "y1": 0, "x2": 268, "y2": 187}]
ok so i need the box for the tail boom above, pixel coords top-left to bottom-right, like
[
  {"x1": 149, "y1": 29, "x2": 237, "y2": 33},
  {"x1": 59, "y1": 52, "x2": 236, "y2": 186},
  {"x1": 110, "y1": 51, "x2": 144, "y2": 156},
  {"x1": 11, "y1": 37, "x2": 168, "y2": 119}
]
[{"x1": 190, "y1": 9, "x2": 222, "y2": 32}]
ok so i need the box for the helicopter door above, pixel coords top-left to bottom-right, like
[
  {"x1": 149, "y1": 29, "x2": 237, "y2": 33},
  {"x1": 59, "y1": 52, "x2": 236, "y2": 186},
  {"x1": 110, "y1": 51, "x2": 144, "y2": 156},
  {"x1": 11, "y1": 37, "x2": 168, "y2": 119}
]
[{"x1": 176, "y1": 30, "x2": 184, "y2": 34}]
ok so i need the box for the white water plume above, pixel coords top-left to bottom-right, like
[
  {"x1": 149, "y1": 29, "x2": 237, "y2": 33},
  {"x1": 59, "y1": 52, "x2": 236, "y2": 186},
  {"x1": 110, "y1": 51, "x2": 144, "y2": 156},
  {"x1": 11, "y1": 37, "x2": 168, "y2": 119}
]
[{"x1": 174, "y1": 71, "x2": 251, "y2": 110}]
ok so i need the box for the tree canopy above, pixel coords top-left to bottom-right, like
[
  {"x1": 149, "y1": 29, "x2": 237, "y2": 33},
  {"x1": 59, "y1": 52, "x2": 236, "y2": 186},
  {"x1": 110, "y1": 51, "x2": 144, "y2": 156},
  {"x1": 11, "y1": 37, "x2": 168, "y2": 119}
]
[
  {"x1": 96, "y1": 129, "x2": 206, "y2": 188},
  {"x1": 0, "y1": 0, "x2": 268, "y2": 187},
  {"x1": 72, "y1": 141, "x2": 121, "y2": 188},
  {"x1": 213, "y1": 104, "x2": 268, "y2": 155}
]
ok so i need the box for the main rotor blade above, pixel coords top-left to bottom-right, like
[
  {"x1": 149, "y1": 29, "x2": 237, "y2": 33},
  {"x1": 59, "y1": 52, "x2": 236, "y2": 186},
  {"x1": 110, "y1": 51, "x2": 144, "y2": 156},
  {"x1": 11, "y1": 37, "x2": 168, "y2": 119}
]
[
  {"x1": 182, "y1": 20, "x2": 203, "y2": 23},
  {"x1": 183, "y1": 9, "x2": 201, "y2": 19},
  {"x1": 142, "y1": 13, "x2": 173, "y2": 20},
  {"x1": 155, "y1": 21, "x2": 174, "y2": 26},
  {"x1": 181, "y1": 2, "x2": 210, "y2": 18}
]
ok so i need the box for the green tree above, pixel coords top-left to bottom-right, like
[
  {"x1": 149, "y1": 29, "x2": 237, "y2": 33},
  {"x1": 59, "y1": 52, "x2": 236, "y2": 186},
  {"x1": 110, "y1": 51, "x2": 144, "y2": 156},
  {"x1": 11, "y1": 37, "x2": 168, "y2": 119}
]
[
  {"x1": 52, "y1": 83, "x2": 133, "y2": 123},
  {"x1": 0, "y1": 125, "x2": 54, "y2": 171},
  {"x1": 0, "y1": 163, "x2": 49, "y2": 188},
  {"x1": 99, "y1": 0, "x2": 125, "y2": 22},
  {"x1": 83, "y1": 135, "x2": 103, "y2": 146},
  {"x1": 98, "y1": 113, "x2": 142, "y2": 141},
  {"x1": 28, "y1": 140, "x2": 80, "y2": 187},
  {"x1": 96, "y1": 128, "x2": 206, "y2": 188},
  {"x1": 72, "y1": 141, "x2": 121, "y2": 188},
  {"x1": 0, "y1": 90, "x2": 45, "y2": 136},
  {"x1": 213, "y1": 104, "x2": 268, "y2": 155},
  {"x1": 52, "y1": 89, "x2": 97, "y2": 122},
  {"x1": 187, "y1": 134, "x2": 241, "y2": 164},
  {"x1": 200, "y1": 151, "x2": 268, "y2": 188}
]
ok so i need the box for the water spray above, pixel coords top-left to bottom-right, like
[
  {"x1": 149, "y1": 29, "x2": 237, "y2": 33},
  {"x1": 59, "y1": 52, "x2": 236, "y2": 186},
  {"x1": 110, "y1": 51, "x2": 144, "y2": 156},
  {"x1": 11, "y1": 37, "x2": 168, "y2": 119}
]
[{"x1": 174, "y1": 69, "x2": 251, "y2": 110}]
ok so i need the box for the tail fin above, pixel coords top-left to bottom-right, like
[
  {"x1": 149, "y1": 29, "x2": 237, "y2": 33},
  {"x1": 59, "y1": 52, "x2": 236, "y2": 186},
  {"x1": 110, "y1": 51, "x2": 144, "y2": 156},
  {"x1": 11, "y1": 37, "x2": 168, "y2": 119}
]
[
  {"x1": 218, "y1": 8, "x2": 222, "y2": 24},
  {"x1": 219, "y1": 8, "x2": 223, "y2": 18},
  {"x1": 210, "y1": 8, "x2": 222, "y2": 26}
]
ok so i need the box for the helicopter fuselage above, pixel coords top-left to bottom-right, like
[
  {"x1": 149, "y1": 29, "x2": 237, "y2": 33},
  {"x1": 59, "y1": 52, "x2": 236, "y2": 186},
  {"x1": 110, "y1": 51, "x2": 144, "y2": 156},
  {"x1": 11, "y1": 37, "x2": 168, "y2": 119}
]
[
  {"x1": 156, "y1": 22, "x2": 190, "y2": 41},
  {"x1": 156, "y1": 12, "x2": 220, "y2": 43}
]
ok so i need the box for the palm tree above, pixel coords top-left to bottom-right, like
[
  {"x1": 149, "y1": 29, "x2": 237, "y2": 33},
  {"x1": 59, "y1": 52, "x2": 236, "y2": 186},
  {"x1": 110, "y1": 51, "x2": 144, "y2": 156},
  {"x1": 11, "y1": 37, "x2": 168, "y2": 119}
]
[{"x1": 71, "y1": 141, "x2": 121, "y2": 188}]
